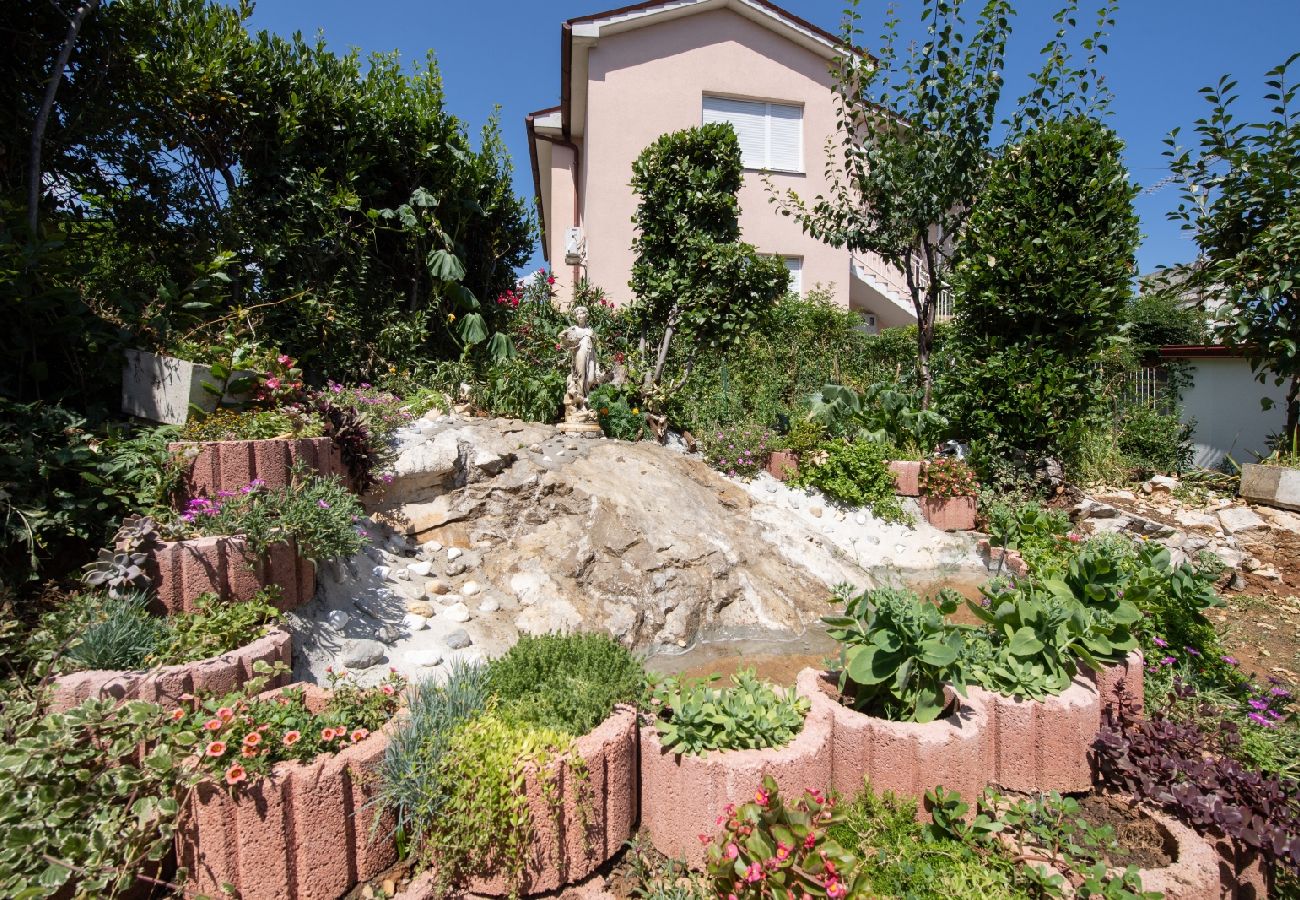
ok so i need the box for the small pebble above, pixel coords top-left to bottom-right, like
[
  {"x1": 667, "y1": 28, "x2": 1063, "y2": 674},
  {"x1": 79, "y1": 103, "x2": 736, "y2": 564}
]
[
  {"x1": 447, "y1": 547, "x2": 464, "y2": 561},
  {"x1": 408, "y1": 649, "x2": 441, "y2": 667},
  {"x1": 406, "y1": 600, "x2": 434, "y2": 617},
  {"x1": 461, "y1": 580, "x2": 481, "y2": 597},
  {"x1": 372, "y1": 565, "x2": 391, "y2": 581},
  {"x1": 479, "y1": 598, "x2": 500, "y2": 613},
  {"x1": 404, "y1": 614, "x2": 429, "y2": 631},
  {"x1": 445, "y1": 628, "x2": 473, "y2": 650},
  {"x1": 326, "y1": 609, "x2": 350, "y2": 629},
  {"x1": 855, "y1": 514, "x2": 867, "y2": 525},
  {"x1": 392, "y1": 568, "x2": 410, "y2": 581},
  {"x1": 408, "y1": 561, "x2": 434, "y2": 577},
  {"x1": 445, "y1": 560, "x2": 467, "y2": 577},
  {"x1": 426, "y1": 580, "x2": 451, "y2": 596}
]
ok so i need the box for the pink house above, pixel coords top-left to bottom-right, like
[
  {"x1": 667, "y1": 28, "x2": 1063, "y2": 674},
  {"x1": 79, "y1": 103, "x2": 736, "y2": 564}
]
[{"x1": 526, "y1": 0, "x2": 920, "y2": 331}]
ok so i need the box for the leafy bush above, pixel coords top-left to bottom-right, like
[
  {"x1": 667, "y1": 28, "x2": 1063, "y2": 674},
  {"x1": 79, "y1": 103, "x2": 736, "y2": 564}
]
[
  {"x1": 377, "y1": 662, "x2": 490, "y2": 853},
  {"x1": 173, "y1": 471, "x2": 366, "y2": 562},
  {"x1": 648, "y1": 670, "x2": 809, "y2": 755},
  {"x1": 919, "y1": 458, "x2": 979, "y2": 499},
  {"x1": 485, "y1": 632, "x2": 645, "y2": 737},
  {"x1": 823, "y1": 587, "x2": 968, "y2": 723},
  {"x1": 471, "y1": 355, "x2": 565, "y2": 423},
  {"x1": 701, "y1": 422, "x2": 773, "y2": 479},
  {"x1": 57, "y1": 593, "x2": 167, "y2": 672},
  {"x1": 152, "y1": 590, "x2": 280, "y2": 665},
  {"x1": 589, "y1": 383, "x2": 646, "y2": 442},
  {"x1": 171, "y1": 668, "x2": 405, "y2": 786},
  {"x1": 1127, "y1": 291, "x2": 1209, "y2": 350},
  {"x1": 179, "y1": 407, "x2": 325, "y2": 442},
  {"x1": 705, "y1": 776, "x2": 861, "y2": 900},
  {"x1": 807, "y1": 382, "x2": 947, "y2": 457},
  {"x1": 1117, "y1": 403, "x2": 1195, "y2": 476},
  {"x1": 795, "y1": 440, "x2": 907, "y2": 523},
  {"x1": 314, "y1": 398, "x2": 385, "y2": 492},
  {"x1": 0, "y1": 695, "x2": 183, "y2": 898},
  {"x1": 982, "y1": 499, "x2": 1073, "y2": 572},
  {"x1": 1096, "y1": 694, "x2": 1300, "y2": 875}
]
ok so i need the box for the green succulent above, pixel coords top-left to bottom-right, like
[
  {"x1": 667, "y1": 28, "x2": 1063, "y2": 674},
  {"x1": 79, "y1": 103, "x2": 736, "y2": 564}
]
[{"x1": 650, "y1": 669, "x2": 809, "y2": 756}]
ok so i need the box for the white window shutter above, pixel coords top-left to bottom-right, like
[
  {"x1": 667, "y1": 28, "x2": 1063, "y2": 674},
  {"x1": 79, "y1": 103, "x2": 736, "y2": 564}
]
[
  {"x1": 783, "y1": 257, "x2": 803, "y2": 295},
  {"x1": 766, "y1": 103, "x2": 803, "y2": 172},
  {"x1": 703, "y1": 96, "x2": 766, "y2": 168}
]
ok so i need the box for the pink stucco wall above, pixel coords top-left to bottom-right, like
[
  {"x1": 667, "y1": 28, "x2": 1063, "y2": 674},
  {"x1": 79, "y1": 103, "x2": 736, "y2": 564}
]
[{"x1": 553, "y1": 8, "x2": 853, "y2": 306}]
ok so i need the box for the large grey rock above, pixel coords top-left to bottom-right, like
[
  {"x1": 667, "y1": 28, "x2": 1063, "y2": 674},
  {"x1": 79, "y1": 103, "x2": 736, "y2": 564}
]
[
  {"x1": 445, "y1": 629, "x2": 473, "y2": 650},
  {"x1": 340, "y1": 639, "x2": 387, "y2": 669}
]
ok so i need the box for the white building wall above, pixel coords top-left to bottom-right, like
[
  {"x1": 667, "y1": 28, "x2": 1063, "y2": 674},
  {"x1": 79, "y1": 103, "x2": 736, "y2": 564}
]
[{"x1": 1178, "y1": 357, "x2": 1288, "y2": 468}]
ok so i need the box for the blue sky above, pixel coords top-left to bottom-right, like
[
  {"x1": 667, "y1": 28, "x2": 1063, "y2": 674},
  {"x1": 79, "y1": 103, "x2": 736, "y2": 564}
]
[{"x1": 247, "y1": 0, "x2": 1300, "y2": 276}]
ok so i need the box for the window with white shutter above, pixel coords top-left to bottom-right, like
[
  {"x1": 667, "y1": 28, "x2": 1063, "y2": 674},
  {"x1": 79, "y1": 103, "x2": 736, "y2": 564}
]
[
  {"x1": 702, "y1": 96, "x2": 803, "y2": 173},
  {"x1": 783, "y1": 257, "x2": 803, "y2": 296}
]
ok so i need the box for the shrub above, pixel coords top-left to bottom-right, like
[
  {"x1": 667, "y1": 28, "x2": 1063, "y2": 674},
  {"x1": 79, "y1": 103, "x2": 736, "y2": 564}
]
[
  {"x1": 486, "y1": 632, "x2": 645, "y2": 737},
  {"x1": 376, "y1": 662, "x2": 490, "y2": 853},
  {"x1": 314, "y1": 398, "x2": 385, "y2": 492},
  {"x1": 823, "y1": 587, "x2": 967, "y2": 723},
  {"x1": 471, "y1": 355, "x2": 565, "y2": 423},
  {"x1": 796, "y1": 440, "x2": 907, "y2": 523},
  {"x1": 807, "y1": 382, "x2": 947, "y2": 456},
  {"x1": 705, "y1": 776, "x2": 861, "y2": 900},
  {"x1": 173, "y1": 471, "x2": 366, "y2": 562},
  {"x1": 919, "y1": 458, "x2": 979, "y2": 498},
  {"x1": 1117, "y1": 404, "x2": 1195, "y2": 475},
  {"x1": 590, "y1": 384, "x2": 647, "y2": 442},
  {"x1": 179, "y1": 407, "x2": 325, "y2": 442},
  {"x1": 151, "y1": 590, "x2": 280, "y2": 665},
  {"x1": 1127, "y1": 291, "x2": 1209, "y2": 350},
  {"x1": 58, "y1": 593, "x2": 167, "y2": 672},
  {"x1": 648, "y1": 670, "x2": 810, "y2": 755},
  {"x1": 702, "y1": 423, "x2": 773, "y2": 479},
  {"x1": 982, "y1": 498, "x2": 1073, "y2": 572},
  {"x1": 0, "y1": 695, "x2": 183, "y2": 898}
]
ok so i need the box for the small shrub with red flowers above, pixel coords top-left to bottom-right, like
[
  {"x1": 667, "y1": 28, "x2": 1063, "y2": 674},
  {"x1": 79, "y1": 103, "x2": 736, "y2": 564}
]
[
  {"x1": 705, "y1": 776, "x2": 862, "y2": 900},
  {"x1": 173, "y1": 666, "x2": 405, "y2": 788},
  {"x1": 919, "y1": 458, "x2": 979, "y2": 499},
  {"x1": 703, "y1": 423, "x2": 773, "y2": 480}
]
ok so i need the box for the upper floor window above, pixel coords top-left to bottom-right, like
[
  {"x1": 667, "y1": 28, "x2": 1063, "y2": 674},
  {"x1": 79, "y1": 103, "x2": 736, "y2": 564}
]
[
  {"x1": 702, "y1": 96, "x2": 803, "y2": 173},
  {"x1": 782, "y1": 256, "x2": 803, "y2": 295}
]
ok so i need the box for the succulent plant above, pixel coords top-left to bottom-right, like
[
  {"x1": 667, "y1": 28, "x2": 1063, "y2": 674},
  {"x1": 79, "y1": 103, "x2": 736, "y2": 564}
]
[{"x1": 82, "y1": 516, "x2": 161, "y2": 597}]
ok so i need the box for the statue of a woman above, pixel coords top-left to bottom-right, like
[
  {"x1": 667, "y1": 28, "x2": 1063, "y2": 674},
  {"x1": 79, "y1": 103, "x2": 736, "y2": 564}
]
[{"x1": 558, "y1": 306, "x2": 602, "y2": 432}]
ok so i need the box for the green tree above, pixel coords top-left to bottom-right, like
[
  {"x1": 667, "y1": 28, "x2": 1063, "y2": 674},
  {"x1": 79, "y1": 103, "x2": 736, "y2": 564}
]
[
  {"x1": 1166, "y1": 53, "x2": 1300, "y2": 444},
  {"x1": 944, "y1": 114, "x2": 1139, "y2": 479},
  {"x1": 629, "y1": 124, "x2": 788, "y2": 421}
]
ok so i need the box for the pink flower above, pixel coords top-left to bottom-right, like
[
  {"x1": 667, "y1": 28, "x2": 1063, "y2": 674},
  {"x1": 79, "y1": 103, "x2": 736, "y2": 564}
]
[
  {"x1": 744, "y1": 862, "x2": 763, "y2": 883},
  {"x1": 317, "y1": 500, "x2": 331, "y2": 509},
  {"x1": 277, "y1": 354, "x2": 291, "y2": 365},
  {"x1": 350, "y1": 728, "x2": 369, "y2": 743},
  {"x1": 217, "y1": 707, "x2": 234, "y2": 723},
  {"x1": 205, "y1": 741, "x2": 227, "y2": 758},
  {"x1": 725, "y1": 843, "x2": 739, "y2": 860},
  {"x1": 225, "y1": 763, "x2": 247, "y2": 785},
  {"x1": 264, "y1": 377, "x2": 281, "y2": 391},
  {"x1": 283, "y1": 730, "x2": 301, "y2": 746}
]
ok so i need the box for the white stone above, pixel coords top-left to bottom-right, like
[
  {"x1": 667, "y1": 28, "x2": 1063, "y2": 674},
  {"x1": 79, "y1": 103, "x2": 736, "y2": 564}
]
[
  {"x1": 1149, "y1": 475, "x2": 1179, "y2": 493},
  {"x1": 407, "y1": 649, "x2": 442, "y2": 667},
  {"x1": 326, "y1": 609, "x2": 350, "y2": 629},
  {"x1": 443, "y1": 602, "x2": 472, "y2": 623},
  {"x1": 404, "y1": 614, "x2": 429, "y2": 631},
  {"x1": 479, "y1": 598, "x2": 500, "y2": 613},
  {"x1": 855, "y1": 514, "x2": 867, "y2": 525},
  {"x1": 407, "y1": 561, "x2": 433, "y2": 577},
  {"x1": 1218, "y1": 506, "x2": 1267, "y2": 535},
  {"x1": 392, "y1": 568, "x2": 410, "y2": 581},
  {"x1": 461, "y1": 580, "x2": 481, "y2": 597},
  {"x1": 447, "y1": 547, "x2": 464, "y2": 561},
  {"x1": 372, "y1": 565, "x2": 391, "y2": 580}
]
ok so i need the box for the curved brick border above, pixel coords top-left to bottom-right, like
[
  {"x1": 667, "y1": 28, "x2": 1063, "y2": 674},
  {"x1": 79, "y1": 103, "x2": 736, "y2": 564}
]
[
  {"x1": 888, "y1": 460, "x2": 921, "y2": 496},
  {"x1": 920, "y1": 495, "x2": 977, "y2": 531},
  {"x1": 392, "y1": 706, "x2": 640, "y2": 899},
  {"x1": 971, "y1": 676, "x2": 1100, "y2": 794},
  {"x1": 177, "y1": 684, "x2": 399, "y2": 900},
  {"x1": 976, "y1": 538, "x2": 1030, "y2": 577},
  {"x1": 170, "y1": 437, "x2": 344, "y2": 505},
  {"x1": 48, "y1": 627, "x2": 292, "y2": 713},
  {"x1": 146, "y1": 535, "x2": 315, "y2": 614},
  {"x1": 640, "y1": 682, "x2": 832, "y2": 869},
  {"x1": 799, "y1": 668, "x2": 990, "y2": 811}
]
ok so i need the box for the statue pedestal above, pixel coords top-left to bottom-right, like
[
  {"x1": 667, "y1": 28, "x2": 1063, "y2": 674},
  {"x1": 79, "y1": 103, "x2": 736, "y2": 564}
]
[{"x1": 557, "y1": 420, "x2": 603, "y2": 437}]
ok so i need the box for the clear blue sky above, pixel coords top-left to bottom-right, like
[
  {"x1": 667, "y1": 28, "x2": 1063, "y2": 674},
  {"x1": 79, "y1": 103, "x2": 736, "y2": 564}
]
[{"x1": 247, "y1": 0, "x2": 1300, "y2": 276}]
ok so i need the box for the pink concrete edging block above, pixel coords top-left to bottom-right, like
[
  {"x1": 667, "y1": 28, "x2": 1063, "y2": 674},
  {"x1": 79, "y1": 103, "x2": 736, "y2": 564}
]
[
  {"x1": 1089, "y1": 650, "x2": 1146, "y2": 730},
  {"x1": 466, "y1": 706, "x2": 639, "y2": 896},
  {"x1": 976, "y1": 538, "x2": 1030, "y2": 577},
  {"x1": 799, "y1": 669, "x2": 990, "y2": 814},
  {"x1": 766, "y1": 450, "x2": 800, "y2": 482},
  {"x1": 146, "y1": 535, "x2": 315, "y2": 614},
  {"x1": 170, "y1": 437, "x2": 345, "y2": 506},
  {"x1": 888, "y1": 460, "x2": 922, "y2": 496},
  {"x1": 971, "y1": 676, "x2": 1100, "y2": 794},
  {"x1": 640, "y1": 683, "x2": 833, "y2": 869},
  {"x1": 177, "y1": 684, "x2": 398, "y2": 900},
  {"x1": 49, "y1": 626, "x2": 292, "y2": 713},
  {"x1": 920, "y1": 495, "x2": 977, "y2": 531}
]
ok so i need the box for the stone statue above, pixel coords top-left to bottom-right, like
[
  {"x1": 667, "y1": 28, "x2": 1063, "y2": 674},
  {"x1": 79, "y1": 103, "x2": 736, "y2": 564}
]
[{"x1": 558, "y1": 306, "x2": 604, "y2": 434}]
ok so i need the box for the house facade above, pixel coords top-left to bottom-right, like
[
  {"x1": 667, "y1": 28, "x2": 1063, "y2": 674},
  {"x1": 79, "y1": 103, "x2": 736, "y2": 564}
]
[{"x1": 526, "y1": 0, "x2": 919, "y2": 332}]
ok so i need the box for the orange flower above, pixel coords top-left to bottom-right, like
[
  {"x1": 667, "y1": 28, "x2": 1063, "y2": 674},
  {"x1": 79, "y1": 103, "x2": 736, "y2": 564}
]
[
  {"x1": 242, "y1": 731, "x2": 262, "y2": 748},
  {"x1": 283, "y1": 730, "x2": 301, "y2": 746},
  {"x1": 204, "y1": 741, "x2": 227, "y2": 758},
  {"x1": 241, "y1": 745, "x2": 259, "y2": 758},
  {"x1": 225, "y1": 763, "x2": 247, "y2": 786},
  {"x1": 204, "y1": 718, "x2": 223, "y2": 732},
  {"x1": 350, "y1": 728, "x2": 369, "y2": 743},
  {"x1": 216, "y1": 707, "x2": 234, "y2": 723},
  {"x1": 321, "y1": 727, "x2": 337, "y2": 741},
  {"x1": 170, "y1": 708, "x2": 185, "y2": 722}
]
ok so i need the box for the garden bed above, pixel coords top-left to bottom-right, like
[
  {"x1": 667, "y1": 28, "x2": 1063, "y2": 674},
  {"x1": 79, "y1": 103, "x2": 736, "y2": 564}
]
[
  {"x1": 146, "y1": 535, "x2": 315, "y2": 614},
  {"x1": 170, "y1": 436, "x2": 344, "y2": 504},
  {"x1": 48, "y1": 626, "x2": 292, "y2": 713},
  {"x1": 639, "y1": 686, "x2": 832, "y2": 868},
  {"x1": 176, "y1": 684, "x2": 399, "y2": 900}
]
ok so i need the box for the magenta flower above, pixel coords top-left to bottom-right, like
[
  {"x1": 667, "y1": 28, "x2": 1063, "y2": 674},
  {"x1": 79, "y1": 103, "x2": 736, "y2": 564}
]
[
  {"x1": 1160, "y1": 656, "x2": 1176, "y2": 666},
  {"x1": 317, "y1": 500, "x2": 331, "y2": 509},
  {"x1": 1153, "y1": 637, "x2": 1168, "y2": 648}
]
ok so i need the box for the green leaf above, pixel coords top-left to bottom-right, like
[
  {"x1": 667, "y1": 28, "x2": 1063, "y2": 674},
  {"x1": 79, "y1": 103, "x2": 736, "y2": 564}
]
[{"x1": 428, "y1": 249, "x2": 466, "y2": 283}]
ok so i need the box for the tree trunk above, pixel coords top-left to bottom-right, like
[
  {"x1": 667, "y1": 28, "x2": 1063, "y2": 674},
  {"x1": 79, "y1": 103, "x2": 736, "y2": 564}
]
[
  {"x1": 1287, "y1": 372, "x2": 1299, "y2": 451},
  {"x1": 28, "y1": 0, "x2": 102, "y2": 237}
]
